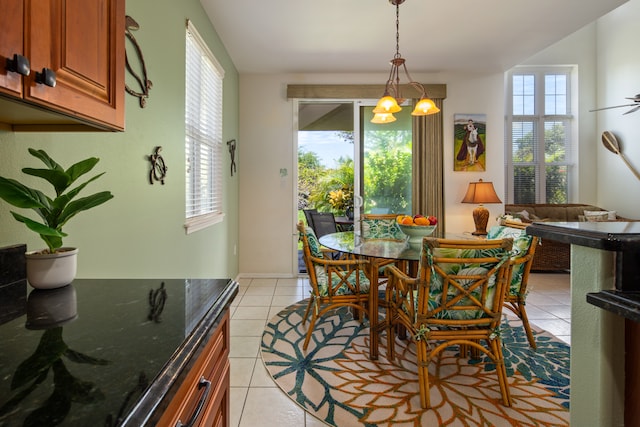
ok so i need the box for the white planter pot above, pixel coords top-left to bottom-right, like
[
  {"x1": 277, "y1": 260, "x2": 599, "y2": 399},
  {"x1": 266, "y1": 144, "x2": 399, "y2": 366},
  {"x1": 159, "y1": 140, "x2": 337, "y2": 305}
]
[{"x1": 26, "y1": 248, "x2": 78, "y2": 289}]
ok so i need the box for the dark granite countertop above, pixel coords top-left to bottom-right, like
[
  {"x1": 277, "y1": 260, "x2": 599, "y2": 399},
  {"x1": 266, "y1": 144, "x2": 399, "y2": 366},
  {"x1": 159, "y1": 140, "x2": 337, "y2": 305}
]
[
  {"x1": 526, "y1": 221, "x2": 640, "y2": 251},
  {"x1": 527, "y1": 221, "x2": 640, "y2": 321},
  {"x1": 0, "y1": 278, "x2": 238, "y2": 426},
  {"x1": 586, "y1": 290, "x2": 640, "y2": 323}
]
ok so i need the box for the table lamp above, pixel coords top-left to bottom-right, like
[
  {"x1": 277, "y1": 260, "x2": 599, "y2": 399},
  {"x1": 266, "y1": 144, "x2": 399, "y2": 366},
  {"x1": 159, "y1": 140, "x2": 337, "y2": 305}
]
[{"x1": 461, "y1": 179, "x2": 502, "y2": 235}]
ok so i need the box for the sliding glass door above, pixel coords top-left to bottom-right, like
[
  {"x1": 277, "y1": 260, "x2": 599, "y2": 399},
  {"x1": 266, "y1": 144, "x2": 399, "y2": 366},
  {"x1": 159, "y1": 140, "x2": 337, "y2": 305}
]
[
  {"x1": 296, "y1": 100, "x2": 413, "y2": 273},
  {"x1": 359, "y1": 105, "x2": 412, "y2": 215}
]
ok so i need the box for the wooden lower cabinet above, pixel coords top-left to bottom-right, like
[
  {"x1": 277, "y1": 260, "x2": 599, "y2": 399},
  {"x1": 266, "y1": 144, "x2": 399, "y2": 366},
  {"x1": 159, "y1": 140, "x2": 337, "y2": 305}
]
[{"x1": 158, "y1": 312, "x2": 230, "y2": 427}]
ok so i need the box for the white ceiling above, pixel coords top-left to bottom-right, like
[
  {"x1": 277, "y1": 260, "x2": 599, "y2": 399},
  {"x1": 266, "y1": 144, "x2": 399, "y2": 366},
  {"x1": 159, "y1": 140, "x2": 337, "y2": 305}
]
[{"x1": 200, "y1": 0, "x2": 627, "y2": 75}]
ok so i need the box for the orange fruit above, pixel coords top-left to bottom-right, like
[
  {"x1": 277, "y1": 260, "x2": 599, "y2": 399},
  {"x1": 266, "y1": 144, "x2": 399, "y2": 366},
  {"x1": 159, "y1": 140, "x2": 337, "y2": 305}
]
[
  {"x1": 401, "y1": 216, "x2": 414, "y2": 225},
  {"x1": 414, "y1": 216, "x2": 430, "y2": 225}
]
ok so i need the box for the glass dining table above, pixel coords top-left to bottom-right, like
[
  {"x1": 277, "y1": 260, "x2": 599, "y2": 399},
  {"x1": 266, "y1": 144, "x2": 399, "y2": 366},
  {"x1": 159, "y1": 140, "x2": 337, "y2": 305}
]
[{"x1": 318, "y1": 231, "x2": 421, "y2": 360}]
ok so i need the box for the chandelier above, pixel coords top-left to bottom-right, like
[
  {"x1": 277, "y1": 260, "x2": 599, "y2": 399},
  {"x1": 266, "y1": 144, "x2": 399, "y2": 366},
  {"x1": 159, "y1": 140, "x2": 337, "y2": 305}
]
[{"x1": 371, "y1": 0, "x2": 440, "y2": 124}]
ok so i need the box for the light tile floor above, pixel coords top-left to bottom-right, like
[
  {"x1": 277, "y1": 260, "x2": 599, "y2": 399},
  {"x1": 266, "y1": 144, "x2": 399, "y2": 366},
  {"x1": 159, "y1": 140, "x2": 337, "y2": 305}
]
[{"x1": 229, "y1": 272, "x2": 571, "y2": 427}]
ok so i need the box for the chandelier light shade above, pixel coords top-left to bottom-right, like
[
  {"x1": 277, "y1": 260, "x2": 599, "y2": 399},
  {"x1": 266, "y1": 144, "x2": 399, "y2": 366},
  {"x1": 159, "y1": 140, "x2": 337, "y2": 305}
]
[
  {"x1": 461, "y1": 179, "x2": 502, "y2": 236},
  {"x1": 371, "y1": 0, "x2": 440, "y2": 124},
  {"x1": 370, "y1": 112, "x2": 397, "y2": 124}
]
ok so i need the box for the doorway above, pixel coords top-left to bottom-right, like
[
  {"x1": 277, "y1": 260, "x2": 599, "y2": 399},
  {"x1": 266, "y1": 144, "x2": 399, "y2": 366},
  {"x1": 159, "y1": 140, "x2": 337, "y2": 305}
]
[{"x1": 295, "y1": 100, "x2": 414, "y2": 274}]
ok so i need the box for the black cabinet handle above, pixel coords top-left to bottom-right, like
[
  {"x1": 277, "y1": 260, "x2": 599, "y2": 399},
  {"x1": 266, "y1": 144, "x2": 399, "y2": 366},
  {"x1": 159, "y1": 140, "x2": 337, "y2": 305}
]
[
  {"x1": 6, "y1": 53, "x2": 30, "y2": 76},
  {"x1": 35, "y1": 68, "x2": 56, "y2": 87},
  {"x1": 175, "y1": 376, "x2": 211, "y2": 427}
]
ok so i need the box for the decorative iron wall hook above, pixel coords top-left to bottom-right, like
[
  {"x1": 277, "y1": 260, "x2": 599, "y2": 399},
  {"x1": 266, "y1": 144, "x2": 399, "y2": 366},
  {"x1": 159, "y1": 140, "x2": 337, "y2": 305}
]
[
  {"x1": 227, "y1": 139, "x2": 237, "y2": 176},
  {"x1": 125, "y1": 16, "x2": 152, "y2": 108},
  {"x1": 148, "y1": 146, "x2": 167, "y2": 184}
]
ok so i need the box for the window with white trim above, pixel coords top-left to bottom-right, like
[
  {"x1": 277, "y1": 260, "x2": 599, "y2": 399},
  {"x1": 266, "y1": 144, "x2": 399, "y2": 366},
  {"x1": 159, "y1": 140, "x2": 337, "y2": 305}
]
[
  {"x1": 505, "y1": 67, "x2": 573, "y2": 204},
  {"x1": 184, "y1": 20, "x2": 225, "y2": 234}
]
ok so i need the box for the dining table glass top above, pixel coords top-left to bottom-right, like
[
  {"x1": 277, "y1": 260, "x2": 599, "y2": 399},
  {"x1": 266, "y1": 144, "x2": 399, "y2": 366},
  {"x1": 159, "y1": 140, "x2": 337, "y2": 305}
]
[{"x1": 318, "y1": 231, "x2": 421, "y2": 261}]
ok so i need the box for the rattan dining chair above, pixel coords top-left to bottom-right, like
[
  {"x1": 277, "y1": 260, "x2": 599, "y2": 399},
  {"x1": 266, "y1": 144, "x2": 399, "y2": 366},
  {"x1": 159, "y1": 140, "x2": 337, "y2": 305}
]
[
  {"x1": 297, "y1": 221, "x2": 371, "y2": 351},
  {"x1": 487, "y1": 220, "x2": 540, "y2": 348},
  {"x1": 384, "y1": 237, "x2": 514, "y2": 409}
]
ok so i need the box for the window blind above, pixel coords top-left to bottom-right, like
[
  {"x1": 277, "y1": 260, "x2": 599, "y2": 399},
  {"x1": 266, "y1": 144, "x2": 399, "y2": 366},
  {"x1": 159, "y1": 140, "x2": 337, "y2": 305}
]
[
  {"x1": 184, "y1": 20, "x2": 225, "y2": 233},
  {"x1": 506, "y1": 68, "x2": 572, "y2": 204}
]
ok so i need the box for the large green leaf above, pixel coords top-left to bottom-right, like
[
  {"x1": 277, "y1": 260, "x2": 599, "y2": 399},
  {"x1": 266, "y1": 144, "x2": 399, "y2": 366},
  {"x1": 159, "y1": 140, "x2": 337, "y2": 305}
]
[
  {"x1": 21, "y1": 168, "x2": 70, "y2": 197},
  {"x1": 0, "y1": 177, "x2": 48, "y2": 209},
  {"x1": 50, "y1": 172, "x2": 106, "y2": 213},
  {"x1": 57, "y1": 191, "x2": 114, "y2": 227},
  {"x1": 11, "y1": 212, "x2": 66, "y2": 237},
  {"x1": 65, "y1": 157, "x2": 100, "y2": 183},
  {"x1": 28, "y1": 148, "x2": 63, "y2": 172}
]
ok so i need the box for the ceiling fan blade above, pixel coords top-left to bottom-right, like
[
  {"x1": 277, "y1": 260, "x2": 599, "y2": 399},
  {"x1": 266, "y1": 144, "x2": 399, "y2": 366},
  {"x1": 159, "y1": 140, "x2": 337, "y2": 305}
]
[
  {"x1": 623, "y1": 105, "x2": 640, "y2": 115},
  {"x1": 589, "y1": 103, "x2": 637, "y2": 112}
]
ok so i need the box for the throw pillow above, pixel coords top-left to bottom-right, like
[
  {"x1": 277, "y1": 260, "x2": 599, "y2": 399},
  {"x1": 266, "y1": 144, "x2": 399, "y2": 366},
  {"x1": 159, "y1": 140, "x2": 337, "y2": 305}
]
[
  {"x1": 506, "y1": 210, "x2": 531, "y2": 222},
  {"x1": 583, "y1": 211, "x2": 609, "y2": 222},
  {"x1": 584, "y1": 210, "x2": 616, "y2": 221}
]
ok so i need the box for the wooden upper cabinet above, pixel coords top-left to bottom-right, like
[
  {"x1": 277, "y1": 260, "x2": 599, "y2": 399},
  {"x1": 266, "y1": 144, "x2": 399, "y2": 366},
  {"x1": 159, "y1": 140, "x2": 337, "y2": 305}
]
[
  {"x1": 0, "y1": 0, "x2": 25, "y2": 98},
  {"x1": 0, "y1": 0, "x2": 125, "y2": 131}
]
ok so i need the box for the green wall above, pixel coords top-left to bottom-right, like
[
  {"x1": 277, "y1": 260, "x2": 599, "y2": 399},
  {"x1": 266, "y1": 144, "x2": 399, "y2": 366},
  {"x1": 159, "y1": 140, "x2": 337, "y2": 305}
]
[{"x1": 0, "y1": 0, "x2": 240, "y2": 279}]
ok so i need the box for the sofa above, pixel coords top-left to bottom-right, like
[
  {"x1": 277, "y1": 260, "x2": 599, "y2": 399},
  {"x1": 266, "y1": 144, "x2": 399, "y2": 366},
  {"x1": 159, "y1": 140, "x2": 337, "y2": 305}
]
[{"x1": 503, "y1": 203, "x2": 629, "y2": 271}]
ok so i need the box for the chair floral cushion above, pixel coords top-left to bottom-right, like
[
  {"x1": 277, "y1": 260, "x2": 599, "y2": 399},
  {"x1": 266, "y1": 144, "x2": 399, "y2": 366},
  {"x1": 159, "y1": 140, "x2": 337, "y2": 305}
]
[
  {"x1": 302, "y1": 226, "x2": 370, "y2": 296},
  {"x1": 362, "y1": 218, "x2": 404, "y2": 240},
  {"x1": 486, "y1": 225, "x2": 533, "y2": 295},
  {"x1": 422, "y1": 245, "x2": 510, "y2": 320},
  {"x1": 303, "y1": 226, "x2": 324, "y2": 258},
  {"x1": 317, "y1": 271, "x2": 371, "y2": 296}
]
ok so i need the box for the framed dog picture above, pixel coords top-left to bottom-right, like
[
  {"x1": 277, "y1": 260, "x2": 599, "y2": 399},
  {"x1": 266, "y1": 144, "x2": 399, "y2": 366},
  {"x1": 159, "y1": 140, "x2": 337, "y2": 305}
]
[{"x1": 454, "y1": 114, "x2": 486, "y2": 171}]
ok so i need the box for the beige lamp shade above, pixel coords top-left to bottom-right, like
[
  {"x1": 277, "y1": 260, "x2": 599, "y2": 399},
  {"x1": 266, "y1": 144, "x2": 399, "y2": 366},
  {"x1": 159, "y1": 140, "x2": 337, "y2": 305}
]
[{"x1": 461, "y1": 179, "x2": 502, "y2": 235}]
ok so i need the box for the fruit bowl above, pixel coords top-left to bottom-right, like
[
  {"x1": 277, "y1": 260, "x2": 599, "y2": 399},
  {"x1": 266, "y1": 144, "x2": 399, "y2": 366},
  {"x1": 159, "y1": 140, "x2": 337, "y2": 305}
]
[{"x1": 397, "y1": 224, "x2": 437, "y2": 248}]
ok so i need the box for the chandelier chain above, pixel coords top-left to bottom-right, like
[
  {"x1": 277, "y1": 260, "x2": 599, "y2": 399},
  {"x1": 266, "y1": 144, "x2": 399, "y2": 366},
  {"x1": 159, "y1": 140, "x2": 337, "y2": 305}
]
[{"x1": 395, "y1": 2, "x2": 401, "y2": 59}]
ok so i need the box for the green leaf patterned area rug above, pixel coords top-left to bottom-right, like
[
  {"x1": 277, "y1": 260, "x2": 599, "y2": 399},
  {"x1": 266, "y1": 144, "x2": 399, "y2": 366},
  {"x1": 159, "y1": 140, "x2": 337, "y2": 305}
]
[{"x1": 261, "y1": 301, "x2": 570, "y2": 427}]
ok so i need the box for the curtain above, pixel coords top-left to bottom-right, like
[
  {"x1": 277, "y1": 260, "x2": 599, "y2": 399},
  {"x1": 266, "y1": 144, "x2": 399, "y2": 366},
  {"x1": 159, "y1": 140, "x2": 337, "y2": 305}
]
[{"x1": 412, "y1": 98, "x2": 445, "y2": 237}]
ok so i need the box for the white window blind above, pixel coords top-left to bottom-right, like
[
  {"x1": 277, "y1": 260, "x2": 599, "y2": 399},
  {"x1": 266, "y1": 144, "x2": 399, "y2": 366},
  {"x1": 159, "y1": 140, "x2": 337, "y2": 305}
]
[
  {"x1": 505, "y1": 68, "x2": 573, "y2": 204},
  {"x1": 184, "y1": 20, "x2": 225, "y2": 233}
]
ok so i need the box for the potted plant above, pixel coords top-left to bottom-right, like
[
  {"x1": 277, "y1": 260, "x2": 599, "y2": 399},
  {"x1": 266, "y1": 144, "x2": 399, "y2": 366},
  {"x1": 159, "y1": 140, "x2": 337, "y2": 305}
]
[
  {"x1": 328, "y1": 185, "x2": 354, "y2": 219},
  {"x1": 0, "y1": 148, "x2": 113, "y2": 289}
]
